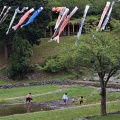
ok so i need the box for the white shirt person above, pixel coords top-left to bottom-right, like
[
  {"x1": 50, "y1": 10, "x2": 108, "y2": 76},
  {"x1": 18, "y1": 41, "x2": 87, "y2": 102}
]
[{"x1": 62, "y1": 93, "x2": 68, "y2": 104}]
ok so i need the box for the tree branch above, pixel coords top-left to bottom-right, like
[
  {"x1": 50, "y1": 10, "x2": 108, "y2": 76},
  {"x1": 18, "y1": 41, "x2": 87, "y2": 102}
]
[{"x1": 105, "y1": 69, "x2": 117, "y2": 86}]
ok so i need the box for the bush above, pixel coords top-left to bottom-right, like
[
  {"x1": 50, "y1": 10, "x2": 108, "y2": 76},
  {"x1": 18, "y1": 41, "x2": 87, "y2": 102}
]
[{"x1": 41, "y1": 55, "x2": 66, "y2": 72}]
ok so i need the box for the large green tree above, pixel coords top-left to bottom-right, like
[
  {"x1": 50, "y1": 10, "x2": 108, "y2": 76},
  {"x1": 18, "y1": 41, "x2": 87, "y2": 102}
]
[
  {"x1": 8, "y1": 35, "x2": 33, "y2": 80},
  {"x1": 69, "y1": 32, "x2": 120, "y2": 116}
]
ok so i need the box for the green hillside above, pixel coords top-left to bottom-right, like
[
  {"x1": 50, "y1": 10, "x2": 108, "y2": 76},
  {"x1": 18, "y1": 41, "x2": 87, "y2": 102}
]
[
  {"x1": 32, "y1": 36, "x2": 76, "y2": 63},
  {"x1": 0, "y1": 36, "x2": 76, "y2": 68}
]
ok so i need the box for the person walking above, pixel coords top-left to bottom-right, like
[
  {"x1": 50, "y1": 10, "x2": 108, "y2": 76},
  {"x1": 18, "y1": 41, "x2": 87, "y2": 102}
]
[
  {"x1": 62, "y1": 93, "x2": 68, "y2": 105},
  {"x1": 26, "y1": 93, "x2": 32, "y2": 105},
  {"x1": 78, "y1": 96, "x2": 85, "y2": 105}
]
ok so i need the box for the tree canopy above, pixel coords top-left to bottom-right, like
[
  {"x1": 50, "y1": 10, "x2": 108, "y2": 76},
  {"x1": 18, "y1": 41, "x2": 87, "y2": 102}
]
[{"x1": 0, "y1": 0, "x2": 51, "y2": 45}]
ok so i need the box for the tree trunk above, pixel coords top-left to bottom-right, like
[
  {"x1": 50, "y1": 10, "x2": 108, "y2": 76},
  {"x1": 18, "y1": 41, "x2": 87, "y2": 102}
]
[
  {"x1": 4, "y1": 43, "x2": 8, "y2": 59},
  {"x1": 100, "y1": 87, "x2": 107, "y2": 116}
]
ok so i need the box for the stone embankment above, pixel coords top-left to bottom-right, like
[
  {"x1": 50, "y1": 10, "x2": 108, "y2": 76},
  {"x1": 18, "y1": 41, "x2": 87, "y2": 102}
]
[{"x1": 0, "y1": 80, "x2": 120, "y2": 89}]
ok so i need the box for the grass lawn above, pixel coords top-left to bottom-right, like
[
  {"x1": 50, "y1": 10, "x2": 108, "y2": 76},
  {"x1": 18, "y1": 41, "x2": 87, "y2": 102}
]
[
  {"x1": 0, "y1": 85, "x2": 61, "y2": 103},
  {"x1": 0, "y1": 80, "x2": 11, "y2": 85},
  {"x1": 33, "y1": 86, "x2": 99, "y2": 102},
  {"x1": 91, "y1": 114, "x2": 120, "y2": 120},
  {"x1": 32, "y1": 36, "x2": 76, "y2": 60}
]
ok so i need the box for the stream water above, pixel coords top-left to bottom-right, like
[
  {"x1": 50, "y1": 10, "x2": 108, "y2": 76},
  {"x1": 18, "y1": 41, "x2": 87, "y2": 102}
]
[{"x1": 0, "y1": 103, "x2": 52, "y2": 116}]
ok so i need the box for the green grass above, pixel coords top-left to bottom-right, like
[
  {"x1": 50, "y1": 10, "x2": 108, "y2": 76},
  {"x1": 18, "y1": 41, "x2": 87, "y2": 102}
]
[
  {"x1": 33, "y1": 86, "x2": 99, "y2": 102},
  {"x1": 91, "y1": 114, "x2": 120, "y2": 120},
  {"x1": 107, "y1": 92, "x2": 120, "y2": 101},
  {"x1": 0, "y1": 85, "x2": 60, "y2": 101},
  {"x1": 0, "y1": 86, "x2": 98, "y2": 104},
  {"x1": 32, "y1": 36, "x2": 76, "y2": 61},
  {"x1": 0, "y1": 80, "x2": 12, "y2": 85},
  {"x1": 0, "y1": 101, "x2": 120, "y2": 120}
]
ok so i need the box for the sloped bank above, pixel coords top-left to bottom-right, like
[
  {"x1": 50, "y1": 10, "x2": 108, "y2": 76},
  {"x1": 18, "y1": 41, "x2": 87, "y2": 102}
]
[{"x1": 0, "y1": 80, "x2": 120, "y2": 89}]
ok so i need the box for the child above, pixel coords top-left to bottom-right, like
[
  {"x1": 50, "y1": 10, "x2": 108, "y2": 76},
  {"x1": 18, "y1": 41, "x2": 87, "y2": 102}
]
[
  {"x1": 62, "y1": 93, "x2": 68, "y2": 104},
  {"x1": 26, "y1": 93, "x2": 32, "y2": 105},
  {"x1": 78, "y1": 96, "x2": 85, "y2": 105}
]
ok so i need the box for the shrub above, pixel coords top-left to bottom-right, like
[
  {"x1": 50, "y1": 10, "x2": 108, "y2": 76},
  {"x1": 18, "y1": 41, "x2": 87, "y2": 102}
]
[{"x1": 41, "y1": 55, "x2": 66, "y2": 72}]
